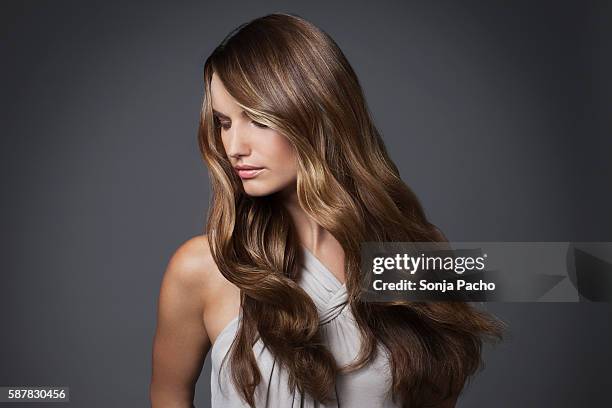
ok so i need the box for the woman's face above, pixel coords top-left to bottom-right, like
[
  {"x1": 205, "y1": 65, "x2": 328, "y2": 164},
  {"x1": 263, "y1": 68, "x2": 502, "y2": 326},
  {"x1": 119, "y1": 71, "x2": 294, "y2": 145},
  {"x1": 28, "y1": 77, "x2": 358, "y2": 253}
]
[{"x1": 210, "y1": 72, "x2": 298, "y2": 197}]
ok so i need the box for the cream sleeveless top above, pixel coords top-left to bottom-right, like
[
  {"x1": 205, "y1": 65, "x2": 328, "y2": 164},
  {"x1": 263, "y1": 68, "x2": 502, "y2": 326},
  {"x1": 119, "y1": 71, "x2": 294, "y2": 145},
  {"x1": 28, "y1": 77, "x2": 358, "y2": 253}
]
[{"x1": 210, "y1": 246, "x2": 398, "y2": 407}]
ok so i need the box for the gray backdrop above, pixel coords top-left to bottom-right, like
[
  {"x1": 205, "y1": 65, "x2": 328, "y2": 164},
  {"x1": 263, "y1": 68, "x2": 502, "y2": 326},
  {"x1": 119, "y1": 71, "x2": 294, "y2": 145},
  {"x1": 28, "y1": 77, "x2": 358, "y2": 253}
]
[{"x1": 2, "y1": 1, "x2": 611, "y2": 407}]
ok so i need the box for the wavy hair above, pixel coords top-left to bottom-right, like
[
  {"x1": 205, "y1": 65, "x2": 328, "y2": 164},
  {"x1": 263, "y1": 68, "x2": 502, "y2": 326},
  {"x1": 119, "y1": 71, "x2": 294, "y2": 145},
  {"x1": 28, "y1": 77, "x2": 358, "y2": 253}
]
[{"x1": 198, "y1": 13, "x2": 504, "y2": 407}]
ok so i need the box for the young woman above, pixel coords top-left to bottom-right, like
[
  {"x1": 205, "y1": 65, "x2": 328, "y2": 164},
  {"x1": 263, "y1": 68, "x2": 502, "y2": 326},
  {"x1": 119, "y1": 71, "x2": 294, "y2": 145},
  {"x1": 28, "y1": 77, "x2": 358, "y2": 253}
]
[{"x1": 150, "y1": 13, "x2": 503, "y2": 408}]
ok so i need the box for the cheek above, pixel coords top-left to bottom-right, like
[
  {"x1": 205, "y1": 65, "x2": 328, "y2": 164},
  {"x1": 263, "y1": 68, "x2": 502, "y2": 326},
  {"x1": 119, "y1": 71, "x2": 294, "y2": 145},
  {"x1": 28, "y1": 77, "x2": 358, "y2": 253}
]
[{"x1": 265, "y1": 134, "x2": 297, "y2": 171}]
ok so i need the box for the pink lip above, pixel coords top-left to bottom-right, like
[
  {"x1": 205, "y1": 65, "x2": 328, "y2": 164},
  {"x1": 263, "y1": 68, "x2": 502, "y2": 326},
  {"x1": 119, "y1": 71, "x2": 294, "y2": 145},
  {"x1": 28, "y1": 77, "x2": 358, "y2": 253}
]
[{"x1": 235, "y1": 168, "x2": 265, "y2": 179}]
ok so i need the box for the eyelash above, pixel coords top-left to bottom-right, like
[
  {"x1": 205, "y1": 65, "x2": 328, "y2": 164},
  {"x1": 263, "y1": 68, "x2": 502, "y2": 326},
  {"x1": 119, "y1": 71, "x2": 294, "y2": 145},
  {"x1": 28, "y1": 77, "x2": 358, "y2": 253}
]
[{"x1": 214, "y1": 117, "x2": 268, "y2": 130}]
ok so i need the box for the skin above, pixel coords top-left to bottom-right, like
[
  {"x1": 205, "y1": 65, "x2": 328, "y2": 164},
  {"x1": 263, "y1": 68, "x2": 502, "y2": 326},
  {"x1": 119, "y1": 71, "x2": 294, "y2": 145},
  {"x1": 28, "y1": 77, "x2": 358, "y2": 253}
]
[{"x1": 149, "y1": 72, "x2": 456, "y2": 407}]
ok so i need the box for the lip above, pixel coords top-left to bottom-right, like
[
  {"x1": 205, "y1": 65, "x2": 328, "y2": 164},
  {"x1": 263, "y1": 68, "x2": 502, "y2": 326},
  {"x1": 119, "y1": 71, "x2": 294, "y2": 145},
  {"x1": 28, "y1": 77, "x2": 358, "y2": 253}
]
[{"x1": 234, "y1": 166, "x2": 265, "y2": 179}]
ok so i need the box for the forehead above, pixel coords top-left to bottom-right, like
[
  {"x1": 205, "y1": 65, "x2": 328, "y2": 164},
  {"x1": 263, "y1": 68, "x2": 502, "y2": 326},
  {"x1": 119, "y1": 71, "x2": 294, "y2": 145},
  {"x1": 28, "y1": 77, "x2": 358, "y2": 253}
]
[{"x1": 210, "y1": 72, "x2": 238, "y2": 112}]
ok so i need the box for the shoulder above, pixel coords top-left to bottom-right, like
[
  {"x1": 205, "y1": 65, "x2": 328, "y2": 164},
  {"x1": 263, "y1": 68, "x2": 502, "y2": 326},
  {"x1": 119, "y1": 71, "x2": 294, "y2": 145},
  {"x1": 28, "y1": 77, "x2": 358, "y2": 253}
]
[
  {"x1": 162, "y1": 234, "x2": 221, "y2": 301},
  {"x1": 162, "y1": 234, "x2": 232, "y2": 305},
  {"x1": 165, "y1": 234, "x2": 213, "y2": 284},
  {"x1": 168, "y1": 234, "x2": 214, "y2": 272}
]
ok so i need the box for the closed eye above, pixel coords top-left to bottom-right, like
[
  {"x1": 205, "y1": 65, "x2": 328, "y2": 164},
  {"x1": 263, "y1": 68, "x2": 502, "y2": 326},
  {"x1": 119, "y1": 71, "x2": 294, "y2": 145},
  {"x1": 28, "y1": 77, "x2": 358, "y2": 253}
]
[
  {"x1": 251, "y1": 120, "x2": 268, "y2": 129},
  {"x1": 213, "y1": 116, "x2": 230, "y2": 130},
  {"x1": 213, "y1": 116, "x2": 268, "y2": 130}
]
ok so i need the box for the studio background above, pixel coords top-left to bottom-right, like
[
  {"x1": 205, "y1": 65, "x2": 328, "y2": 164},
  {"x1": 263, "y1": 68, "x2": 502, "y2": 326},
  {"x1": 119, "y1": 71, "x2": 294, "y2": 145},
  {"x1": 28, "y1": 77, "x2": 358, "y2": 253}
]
[{"x1": 1, "y1": 1, "x2": 611, "y2": 407}]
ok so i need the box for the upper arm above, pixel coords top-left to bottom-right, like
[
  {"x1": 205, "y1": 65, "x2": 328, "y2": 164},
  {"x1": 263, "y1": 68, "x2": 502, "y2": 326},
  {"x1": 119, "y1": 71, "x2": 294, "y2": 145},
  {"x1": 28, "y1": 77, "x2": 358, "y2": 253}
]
[{"x1": 150, "y1": 235, "x2": 213, "y2": 407}]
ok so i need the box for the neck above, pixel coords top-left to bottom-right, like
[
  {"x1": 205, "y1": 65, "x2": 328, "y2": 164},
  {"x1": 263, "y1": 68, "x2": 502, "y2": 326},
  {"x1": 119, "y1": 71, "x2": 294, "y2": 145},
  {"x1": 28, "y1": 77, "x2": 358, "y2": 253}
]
[{"x1": 278, "y1": 185, "x2": 330, "y2": 255}]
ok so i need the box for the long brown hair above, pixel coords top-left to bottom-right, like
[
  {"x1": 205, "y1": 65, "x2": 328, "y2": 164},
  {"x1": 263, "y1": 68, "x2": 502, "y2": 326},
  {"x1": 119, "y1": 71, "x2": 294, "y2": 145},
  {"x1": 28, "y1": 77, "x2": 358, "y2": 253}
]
[{"x1": 198, "y1": 13, "x2": 504, "y2": 407}]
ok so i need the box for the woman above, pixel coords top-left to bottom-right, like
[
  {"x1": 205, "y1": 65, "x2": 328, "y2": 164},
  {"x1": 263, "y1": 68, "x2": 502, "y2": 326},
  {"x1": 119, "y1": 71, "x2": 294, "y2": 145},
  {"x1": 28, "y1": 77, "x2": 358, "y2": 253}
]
[{"x1": 150, "y1": 13, "x2": 503, "y2": 408}]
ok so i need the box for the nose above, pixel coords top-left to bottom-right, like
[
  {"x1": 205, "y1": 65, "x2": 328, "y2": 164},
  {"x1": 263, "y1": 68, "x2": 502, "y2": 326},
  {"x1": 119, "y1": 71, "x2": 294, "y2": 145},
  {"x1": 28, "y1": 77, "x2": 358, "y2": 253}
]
[{"x1": 225, "y1": 122, "x2": 251, "y2": 159}]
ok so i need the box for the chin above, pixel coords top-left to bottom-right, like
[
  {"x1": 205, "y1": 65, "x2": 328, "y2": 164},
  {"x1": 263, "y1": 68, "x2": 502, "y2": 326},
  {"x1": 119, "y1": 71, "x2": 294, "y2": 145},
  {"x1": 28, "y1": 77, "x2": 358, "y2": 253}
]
[
  {"x1": 242, "y1": 182, "x2": 279, "y2": 197},
  {"x1": 242, "y1": 180, "x2": 294, "y2": 198}
]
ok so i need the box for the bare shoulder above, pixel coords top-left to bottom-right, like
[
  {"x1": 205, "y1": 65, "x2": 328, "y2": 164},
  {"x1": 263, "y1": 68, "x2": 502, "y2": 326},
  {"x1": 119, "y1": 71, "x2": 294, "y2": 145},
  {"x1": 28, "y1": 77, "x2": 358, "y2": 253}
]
[
  {"x1": 165, "y1": 234, "x2": 214, "y2": 284},
  {"x1": 164, "y1": 234, "x2": 228, "y2": 297}
]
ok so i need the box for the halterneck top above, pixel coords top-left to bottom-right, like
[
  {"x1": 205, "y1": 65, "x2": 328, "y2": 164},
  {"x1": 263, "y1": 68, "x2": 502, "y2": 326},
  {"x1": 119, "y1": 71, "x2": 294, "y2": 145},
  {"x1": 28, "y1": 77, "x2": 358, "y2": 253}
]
[{"x1": 210, "y1": 246, "x2": 398, "y2": 407}]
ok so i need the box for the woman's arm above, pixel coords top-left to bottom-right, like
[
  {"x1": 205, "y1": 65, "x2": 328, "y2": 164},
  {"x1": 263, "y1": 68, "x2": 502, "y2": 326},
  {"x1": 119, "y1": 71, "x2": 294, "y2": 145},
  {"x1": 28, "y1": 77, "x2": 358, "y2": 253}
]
[{"x1": 150, "y1": 237, "x2": 212, "y2": 407}]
